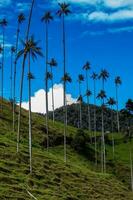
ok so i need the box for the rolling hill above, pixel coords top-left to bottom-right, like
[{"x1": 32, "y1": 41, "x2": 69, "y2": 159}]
[{"x1": 0, "y1": 99, "x2": 133, "y2": 199}]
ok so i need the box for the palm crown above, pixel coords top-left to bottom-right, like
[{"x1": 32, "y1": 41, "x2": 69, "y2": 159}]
[
  {"x1": 17, "y1": 36, "x2": 43, "y2": 61},
  {"x1": 57, "y1": 3, "x2": 71, "y2": 17},
  {"x1": 48, "y1": 58, "x2": 57, "y2": 67},
  {"x1": 83, "y1": 61, "x2": 91, "y2": 71},
  {"x1": 97, "y1": 90, "x2": 107, "y2": 100},
  {"x1": 18, "y1": 13, "x2": 25, "y2": 24},
  {"x1": 41, "y1": 11, "x2": 53, "y2": 23},
  {"x1": 107, "y1": 97, "x2": 116, "y2": 106},
  {"x1": 62, "y1": 72, "x2": 72, "y2": 83},
  {"x1": 99, "y1": 69, "x2": 109, "y2": 81},
  {"x1": 115, "y1": 76, "x2": 122, "y2": 85},
  {"x1": 91, "y1": 72, "x2": 98, "y2": 80},
  {"x1": 78, "y1": 74, "x2": 84, "y2": 83},
  {"x1": 0, "y1": 18, "x2": 8, "y2": 27}
]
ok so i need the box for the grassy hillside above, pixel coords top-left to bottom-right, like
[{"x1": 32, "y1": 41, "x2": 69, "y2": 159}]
[{"x1": 0, "y1": 99, "x2": 133, "y2": 199}]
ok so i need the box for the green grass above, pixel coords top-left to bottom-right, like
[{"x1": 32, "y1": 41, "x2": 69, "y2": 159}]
[{"x1": 0, "y1": 99, "x2": 133, "y2": 199}]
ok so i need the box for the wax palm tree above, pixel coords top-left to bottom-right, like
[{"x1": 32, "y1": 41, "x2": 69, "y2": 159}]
[
  {"x1": 107, "y1": 97, "x2": 116, "y2": 159},
  {"x1": 115, "y1": 76, "x2": 122, "y2": 132},
  {"x1": 61, "y1": 72, "x2": 72, "y2": 162},
  {"x1": 13, "y1": 13, "x2": 25, "y2": 132},
  {"x1": 0, "y1": 18, "x2": 8, "y2": 109},
  {"x1": 99, "y1": 69, "x2": 109, "y2": 93},
  {"x1": 48, "y1": 58, "x2": 57, "y2": 123},
  {"x1": 126, "y1": 99, "x2": 133, "y2": 191},
  {"x1": 41, "y1": 11, "x2": 53, "y2": 151},
  {"x1": 0, "y1": 45, "x2": 3, "y2": 104},
  {"x1": 83, "y1": 61, "x2": 91, "y2": 131},
  {"x1": 91, "y1": 72, "x2": 98, "y2": 165},
  {"x1": 17, "y1": 0, "x2": 35, "y2": 153},
  {"x1": 97, "y1": 90, "x2": 107, "y2": 173},
  {"x1": 77, "y1": 74, "x2": 84, "y2": 128},
  {"x1": 10, "y1": 46, "x2": 16, "y2": 103},
  {"x1": 17, "y1": 36, "x2": 43, "y2": 173},
  {"x1": 57, "y1": 3, "x2": 71, "y2": 162}
]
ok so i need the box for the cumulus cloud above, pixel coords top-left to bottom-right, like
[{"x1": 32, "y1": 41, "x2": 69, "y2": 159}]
[{"x1": 22, "y1": 84, "x2": 77, "y2": 114}]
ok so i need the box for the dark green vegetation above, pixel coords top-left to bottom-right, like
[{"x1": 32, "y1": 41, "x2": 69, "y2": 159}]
[
  {"x1": 49, "y1": 102, "x2": 133, "y2": 132},
  {"x1": 0, "y1": 99, "x2": 133, "y2": 199}
]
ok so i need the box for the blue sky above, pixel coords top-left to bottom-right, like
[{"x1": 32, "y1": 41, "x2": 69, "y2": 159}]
[{"x1": 0, "y1": 0, "x2": 133, "y2": 111}]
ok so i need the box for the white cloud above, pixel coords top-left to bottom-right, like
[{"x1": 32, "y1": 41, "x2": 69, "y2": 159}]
[
  {"x1": 0, "y1": 0, "x2": 11, "y2": 7},
  {"x1": 16, "y1": 2, "x2": 30, "y2": 12},
  {"x1": 88, "y1": 9, "x2": 133, "y2": 22},
  {"x1": 104, "y1": 0, "x2": 133, "y2": 9},
  {"x1": 22, "y1": 84, "x2": 77, "y2": 114}
]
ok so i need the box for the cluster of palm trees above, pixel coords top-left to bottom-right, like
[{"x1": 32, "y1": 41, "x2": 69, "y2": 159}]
[
  {"x1": 76, "y1": 65, "x2": 122, "y2": 173},
  {"x1": 0, "y1": 0, "x2": 123, "y2": 175}
]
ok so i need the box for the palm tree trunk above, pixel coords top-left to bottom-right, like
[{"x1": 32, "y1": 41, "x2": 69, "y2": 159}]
[
  {"x1": 10, "y1": 51, "x2": 13, "y2": 102},
  {"x1": 101, "y1": 102, "x2": 106, "y2": 173},
  {"x1": 86, "y1": 70, "x2": 91, "y2": 132},
  {"x1": 17, "y1": 0, "x2": 35, "y2": 153},
  {"x1": 28, "y1": 53, "x2": 32, "y2": 173},
  {"x1": 13, "y1": 22, "x2": 20, "y2": 132},
  {"x1": 51, "y1": 67, "x2": 55, "y2": 123},
  {"x1": 79, "y1": 82, "x2": 82, "y2": 128},
  {"x1": 62, "y1": 13, "x2": 67, "y2": 163},
  {"x1": 1, "y1": 27, "x2": 5, "y2": 111},
  {"x1": 93, "y1": 79, "x2": 97, "y2": 166},
  {"x1": 111, "y1": 106, "x2": 115, "y2": 159},
  {"x1": 116, "y1": 85, "x2": 120, "y2": 132},
  {"x1": 45, "y1": 22, "x2": 49, "y2": 151}
]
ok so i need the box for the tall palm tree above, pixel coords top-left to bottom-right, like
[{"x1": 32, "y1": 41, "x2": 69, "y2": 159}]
[
  {"x1": 57, "y1": 3, "x2": 71, "y2": 162},
  {"x1": 99, "y1": 69, "x2": 109, "y2": 93},
  {"x1": 0, "y1": 18, "x2": 8, "y2": 109},
  {"x1": 41, "y1": 11, "x2": 53, "y2": 151},
  {"x1": 0, "y1": 45, "x2": 3, "y2": 105},
  {"x1": 91, "y1": 72, "x2": 98, "y2": 165},
  {"x1": 83, "y1": 61, "x2": 91, "y2": 131},
  {"x1": 17, "y1": 36, "x2": 43, "y2": 173},
  {"x1": 61, "y1": 72, "x2": 72, "y2": 162},
  {"x1": 115, "y1": 76, "x2": 122, "y2": 132},
  {"x1": 126, "y1": 99, "x2": 133, "y2": 191},
  {"x1": 97, "y1": 90, "x2": 107, "y2": 173},
  {"x1": 13, "y1": 13, "x2": 25, "y2": 132},
  {"x1": 17, "y1": 0, "x2": 35, "y2": 153},
  {"x1": 77, "y1": 74, "x2": 84, "y2": 128},
  {"x1": 107, "y1": 97, "x2": 116, "y2": 159},
  {"x1": 10, "y1": 46, "x2": 16, "y2": 103},
  {"x1": 48, "y1": 58, "x2": 57, "y2": 123}
]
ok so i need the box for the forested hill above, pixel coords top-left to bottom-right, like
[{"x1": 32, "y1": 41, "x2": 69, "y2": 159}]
[{"x1": 49, "y1": 103, "x2": 133, "y2": 132}]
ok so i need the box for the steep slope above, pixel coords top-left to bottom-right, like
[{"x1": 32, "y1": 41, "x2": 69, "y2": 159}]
[{"x1": 0, "y1": 99, "x2": 133, "y2": 199}]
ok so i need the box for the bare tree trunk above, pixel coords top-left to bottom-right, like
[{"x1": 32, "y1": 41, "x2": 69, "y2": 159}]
[
  {"x1": 111, "y1": 107, "x2": 115, "y2": 159},
  {"x1": 13, "y1": 22, "x2": 20, "y2": 132},
  {"x1": 1, "y1": 27, "x2": 5, "y2": 111},
  {"x1": 101, "y1": 103, "x2": 106, "y2": 173},
  {"x1": 17, "y1": 0, "x2": 35, "y2": 153},
  {"x1": 10, "y1": 51, "x2": 13, "y2": 102},
  {"x1": 62, "y1": 13, "x2": 67, "y2": 163},
  {"x1": 28, "y1": 53, "x2": 32, "y2": 173},
  {"x1": 51, "y1": 67, "x2": 55, "y2": 123},
  {"x1": 45, "y1": 22, "x2": 49, "y2": 151},
  {"x1": 86, "y1": 70, "x2": 91, "y2": 131},
  {"x1": 93, "y1": 79, "x2": 97, "y2": 166},
  {"x1": 78, "y1": 82, "x2": 82, "y2": 129},
  {"x1": 116, "y1": 85, "x2": 120, "y2": 132}
]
